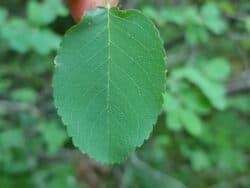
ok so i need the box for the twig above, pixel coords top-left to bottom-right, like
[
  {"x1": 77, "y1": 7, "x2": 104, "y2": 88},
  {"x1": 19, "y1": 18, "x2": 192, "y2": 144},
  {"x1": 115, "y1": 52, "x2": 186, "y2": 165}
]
[
  {"x1": 130, "y1": 153, "x2": 187, "y2": 188},
  {"x1": 227, "y1": 69, "x2": 250, "y2": 95},
  {"x1": 0, "y1": 100, "x2": 40, "y2": 115}
]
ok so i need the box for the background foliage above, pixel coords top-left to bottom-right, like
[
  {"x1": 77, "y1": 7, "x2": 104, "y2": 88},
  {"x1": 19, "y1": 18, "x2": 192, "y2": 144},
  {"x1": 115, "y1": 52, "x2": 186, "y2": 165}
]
[{"x1": 0, "y1": 0, "x2": 249, "y2": 187}]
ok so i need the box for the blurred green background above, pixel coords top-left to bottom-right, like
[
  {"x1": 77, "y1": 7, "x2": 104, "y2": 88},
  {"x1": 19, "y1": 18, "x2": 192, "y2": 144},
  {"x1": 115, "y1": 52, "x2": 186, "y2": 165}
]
[{"x1": 0, "y1": 0, "x2": 249, "y2": 187}]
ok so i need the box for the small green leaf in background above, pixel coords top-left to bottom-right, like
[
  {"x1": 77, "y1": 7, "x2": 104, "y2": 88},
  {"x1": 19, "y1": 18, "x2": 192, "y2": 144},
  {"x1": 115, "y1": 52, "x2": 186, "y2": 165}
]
[
  {"x1": 155, "y1": 135, "x2": 171, "y2": 148},
  {"x1": 0, "y1": 7, "x2": 7, "y2": 26},
  {"x1": 159, "y1": 7, "x2": 185, "y2": 25},
  {"x1": 201, "y1": 3, "x2": 227, "y2": 34},
  {"x1": 184, "y1": 6, "x2": 202, "y2": 25},
  {"x1": 1, "y1": 19, "x2": 32, "y2": 53},
  {"x1": 163, "y1": 93, "x2": 182, "y2": 131},
  {"x1": 0, "y1": 79, "x2": 11, "y2": 94},
  {"x1": 39, "y1": 121, "x2": 67, "y2": 154},
  {"x1": 183, "y1": 67, "x2": 227, "y2": 110},
  {"x1": 203, "y1": 57, "x2": 231, "y2": 81},
  {"x1": 1, "y1": 18, "x2": 61, "y2": 54},
  {"x1": 189, "y1": 150, "x2": 211, "y2": 171},
  {"x1": 31, "y1": 29, "x2": 61, "y2": 55},
  {"x1": 142, "y1": 6, "x2": 158, "y2": 20},
  {"x1": 228, "y1": 94, "x2": 250, "y2": 113},
  {"x1": 180, "y1": 88, "x2": 211, "y2": 115},
  {"x1": 185, "y1": 25, "x2": 208, "y2": 45},
  {"x1": 11, "y1": 88, "x2": 37, "y2": 104},
  {"x1": 216, "y1": 148, "x2": 247, "y2": 173},
  {"x1": 0, "y1": 128, "x2": 24, "y2": 149},
  {"x1": 245, "y1": 16, "x2": 250, "y2": 32},
  {"x1": 27, "y1": 0, "x2": 68, "y2": 26},
  {"x1": 180, "y1": 109, "x2": 203, "y2": 137},
  {"x1": 53, "y1": 7, "x2": 166, "y2": 163},
  {"x1": 167, "y1": 111, "x2": 183, "y2": 131},
  {"x1": 32, "y1": 164, "x2": 84, "y2": 188}
]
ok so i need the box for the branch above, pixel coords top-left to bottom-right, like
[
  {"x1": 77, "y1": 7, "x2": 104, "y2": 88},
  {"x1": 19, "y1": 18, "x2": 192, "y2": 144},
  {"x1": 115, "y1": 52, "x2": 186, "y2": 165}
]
[
  {"x1": 130, "y1": 154, "x2": 187, "y2": 188},
  {"x1": 0, "y1": 100, "x2": 40, "y2": 115},
  {"x1": 227, "y1": 69, "x2": 250, "y2": 95}
]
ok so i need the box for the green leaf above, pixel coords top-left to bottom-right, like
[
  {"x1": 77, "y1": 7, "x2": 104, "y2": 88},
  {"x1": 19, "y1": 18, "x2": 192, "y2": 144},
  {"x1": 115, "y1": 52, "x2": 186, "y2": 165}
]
[
  {"x1": 180, "y1": 87, "x2": 211, "y2": 115},
  {"x1": 228, "y1": 94, "x2": 250, "y2": 113},
  {"x1": 216, "y1": 148, "x2": 247, "y2": 172},
  {"x1": 1, "y1": 18, "x2": 61, "y2": 54},
  {"x1": 0, "y1": 7, "x2": 7, "y2": 26},
  {"x1": 179, "y1": 109, "x2": 203, "y2": 137},
  {"x1": 53, "y1": 8, "x2": 166, "y2": 163},
  {"x1": 190, "y1": 150, "x2": 211, "y2": 171},
  {"x1": 31, "y1": 29, "x2": 61, "y2": 55},
  {"x1": 203, "y1": 57, "x2": 230, "y2": 81},
  {"x1": 185, "y1": 25, "x2": 208, "y2": 45},
  {"x1": 1, "y1": 19, "x2": 32, "y2": 53},
  {"x1": 183, "y1": 7, "x2": 202, "y2": 25},
  {"x1": 167, "y1": 111, "x2": 182, "y2": 131},
  {"x1": 183, "y1": 148, "x2": 211, "y2": 171},
  {"x1": 163, "y1": 93, "x2": 179, "y2": 112},
  {"x1": 201, "y1": 3, "x2": 227, "y2": 34},
  {"x1": 0, "y1": 79, "x2": 11, "y2": 94},
  {"x1": 163, "y1": 93, "x2": 182, "y2": 131},
  {"x1": 142, "y1": 6, "x2": 158, "y2": 20},
  {"x1": 182, "y1": 67, "x2": 226, "y2": 110},
  {"x1": 160, "y1": 7, "x2": 185, "y2": 25},
  {"x1": 0, "y1": 129, "x2": 24, "y2": 149},
  {"x1": 27, "y1": 0, "x2": 68, "y2": 26},
  {"x1": 245, "y1": 16, "x2": 250, "y2": 32},
  {"x1": 11, "y1": 88, "x2": 37, "y2": 104},
  {"x1": 39, "y1": 121, "x2": 67, "y2": 154}
]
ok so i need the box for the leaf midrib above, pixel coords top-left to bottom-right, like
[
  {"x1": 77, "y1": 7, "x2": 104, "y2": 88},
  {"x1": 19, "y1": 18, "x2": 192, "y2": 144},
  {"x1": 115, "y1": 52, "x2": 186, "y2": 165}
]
[{"x1": 106, "y1": 8, "x2": 111, "y2": 159}]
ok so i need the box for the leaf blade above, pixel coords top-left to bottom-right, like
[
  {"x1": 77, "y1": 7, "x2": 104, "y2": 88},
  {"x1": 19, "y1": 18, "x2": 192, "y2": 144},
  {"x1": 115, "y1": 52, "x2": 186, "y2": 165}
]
[{"x1": 53, "y1": 7, "x2": 166, "y2": 163}]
